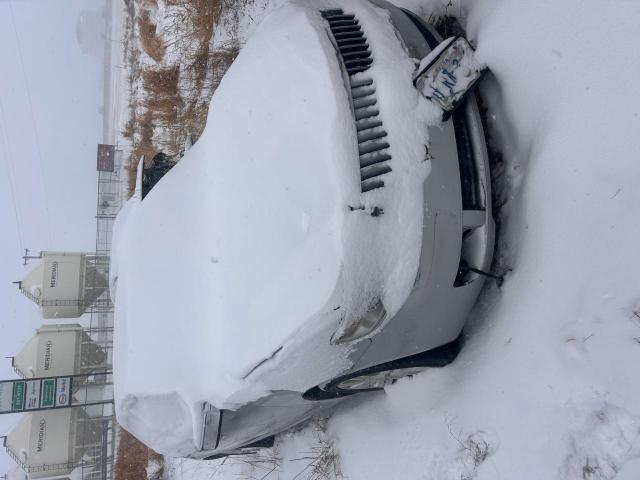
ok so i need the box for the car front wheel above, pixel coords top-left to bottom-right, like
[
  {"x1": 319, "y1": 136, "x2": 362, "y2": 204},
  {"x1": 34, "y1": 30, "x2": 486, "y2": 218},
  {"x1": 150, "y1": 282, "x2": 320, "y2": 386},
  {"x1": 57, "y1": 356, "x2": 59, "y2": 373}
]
[
  {"x1": 327, "y1": 364, "x2": 427, "y2": 394},
  {"x1": 303, "y1": 333, "x2": 463, "y2": 400}
]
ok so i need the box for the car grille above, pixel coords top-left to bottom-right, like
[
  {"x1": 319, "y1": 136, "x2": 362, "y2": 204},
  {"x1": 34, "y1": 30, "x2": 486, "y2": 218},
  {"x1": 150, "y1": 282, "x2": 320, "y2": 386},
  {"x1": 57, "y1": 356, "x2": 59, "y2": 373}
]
[{"x1": 322, "y1": 9, "x2": 392, "y2": 193}]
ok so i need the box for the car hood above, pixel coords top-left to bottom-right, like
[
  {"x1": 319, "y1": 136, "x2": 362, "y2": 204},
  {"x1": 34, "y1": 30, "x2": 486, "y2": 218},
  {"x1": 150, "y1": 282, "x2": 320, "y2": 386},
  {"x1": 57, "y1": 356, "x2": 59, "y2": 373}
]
[{"x1": 111, "y1": 2, "x2": 360, "y2": 454}]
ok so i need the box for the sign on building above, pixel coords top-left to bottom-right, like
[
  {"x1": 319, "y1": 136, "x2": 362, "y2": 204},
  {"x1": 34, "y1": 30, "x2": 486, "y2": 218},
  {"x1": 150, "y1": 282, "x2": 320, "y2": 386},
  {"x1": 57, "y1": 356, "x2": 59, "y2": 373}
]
[
  {"x1": 0, "y1": 376, "x2": 72, "y2": 414},
  {"x1": 96, "y1": 144, "x2": 115, "y2": 172}
]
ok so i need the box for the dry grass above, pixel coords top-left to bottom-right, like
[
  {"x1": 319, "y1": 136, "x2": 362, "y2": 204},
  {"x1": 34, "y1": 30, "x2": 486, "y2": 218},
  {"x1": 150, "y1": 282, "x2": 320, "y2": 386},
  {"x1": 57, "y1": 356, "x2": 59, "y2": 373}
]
[
  {"x1": 209, "y1": 45, "x2": 239, "y2": 80},
  {"x1": 122, "y1": 0, "x2": 246, "y2": 197},
  {"x1": 138, "y1": 10, "x2": 166, "y2": 62},
  {"x1": 190, "y1": 47, "x2": 211, "y2": 92},
  {"x1": 144, "y1": 96, "x2": 180, "y2": 124},
  {"x1": 295, "y1": 440, "x2": 343, "y2": 480},
  {"x1": 142, "y1": 66, "x2": 182, "y2": 125},
  {"x1": 121, "y1": 116, "x2": 136, "y2": 140},
  {"x1": 288, "y1": 419, "x2": 344, "y2": 480},
  {"x1": 180, "y1": 103, "x2": 210, "y2": 136},
  {"x1": 114, "y1": 427, "x2": 163, "y2": 480},
  {"x1": 164, "y1": 0, "x2": 221, "y2": 90},
  {"x1": 122, "y1": 68, "x2": 183, "y2": 194},
  {"x1": 142, "y1": 66, "x2": 180, "y2": 96}
]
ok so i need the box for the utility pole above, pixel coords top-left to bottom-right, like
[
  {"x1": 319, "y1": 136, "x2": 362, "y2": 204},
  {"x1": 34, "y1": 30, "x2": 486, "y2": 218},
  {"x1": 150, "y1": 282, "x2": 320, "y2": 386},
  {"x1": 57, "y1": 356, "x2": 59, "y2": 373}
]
[{"x1": 21, "y1": 249, "x2": 42, "y2": 266}]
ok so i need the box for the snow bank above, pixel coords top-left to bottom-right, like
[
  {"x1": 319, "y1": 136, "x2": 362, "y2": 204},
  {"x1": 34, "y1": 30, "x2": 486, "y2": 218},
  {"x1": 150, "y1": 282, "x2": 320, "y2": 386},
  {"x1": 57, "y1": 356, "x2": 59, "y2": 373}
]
[{"x1": 325, "y1": 1, "x2": 640, "y2": 479}]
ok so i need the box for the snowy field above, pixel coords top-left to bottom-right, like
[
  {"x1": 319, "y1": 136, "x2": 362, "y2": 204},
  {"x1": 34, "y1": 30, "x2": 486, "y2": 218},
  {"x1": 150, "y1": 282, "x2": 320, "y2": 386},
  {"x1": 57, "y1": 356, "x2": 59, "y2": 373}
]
[{"x1": 139, "y1": 0, "x2": 640, "y2": 478}]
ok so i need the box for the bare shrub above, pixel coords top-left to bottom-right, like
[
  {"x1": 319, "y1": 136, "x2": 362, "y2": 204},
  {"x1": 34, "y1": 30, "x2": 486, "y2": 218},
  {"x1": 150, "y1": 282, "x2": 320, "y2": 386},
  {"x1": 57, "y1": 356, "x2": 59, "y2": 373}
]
[
  {"x1": 123, "y1": 0, "x2": 244, "y2": 195},
  {"x1": 142, "y1": 66, "x2": 180, "y2": 97},
  {"x1": 138, "y1": 10, "x2": 166, "y2": 62},
  {"x1": 142, "y1": 66, "x2": 182, "y2": 126},
  {"x1": 145, "y1": 97, "x2": 180, "y2": 124},
  {"x1": 121, "y1": 116, "x2": 136, "y2": 139},
  {"x1": 210, "y1": 44, "x2": 239, "y2": 72},
  {"x1": 229, "y1": 449, "x2": 281, "y2": 480},
  {"x1": 189, "y1": 46, "x2": 210, "y2": 92},
  {"x1": 462, "y1": 433, "x2": 491, "y2": 468},
  {"x1": 305, "y1": 440, "x2": 343, "y2": 480},
  {"x1": 179, "y1": 103, "x2": 208, "y2": 138},
  {"x1": 446, "y1": 420, "x2": 496, "y2": 480},
  {"x1": 288, "y1": 441, "x2": 343, "y2": 480},
  {"x1": 287, "y1": 418, "x2": 344, "y2": 480}
]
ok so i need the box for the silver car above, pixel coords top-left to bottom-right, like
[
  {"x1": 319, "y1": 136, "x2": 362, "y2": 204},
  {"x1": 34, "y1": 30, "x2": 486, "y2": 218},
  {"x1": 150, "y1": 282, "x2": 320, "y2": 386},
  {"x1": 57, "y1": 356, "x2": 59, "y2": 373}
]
[{"x1": 111, "y1": 0, "x2": 494, "y2": 460}]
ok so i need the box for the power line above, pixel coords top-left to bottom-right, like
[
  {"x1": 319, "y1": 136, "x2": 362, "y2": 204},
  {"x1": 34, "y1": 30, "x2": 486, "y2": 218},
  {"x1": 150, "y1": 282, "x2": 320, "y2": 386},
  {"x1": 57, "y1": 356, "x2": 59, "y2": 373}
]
[{"x1": 6, "y1": 0, "x2": 52, "y2": 246}]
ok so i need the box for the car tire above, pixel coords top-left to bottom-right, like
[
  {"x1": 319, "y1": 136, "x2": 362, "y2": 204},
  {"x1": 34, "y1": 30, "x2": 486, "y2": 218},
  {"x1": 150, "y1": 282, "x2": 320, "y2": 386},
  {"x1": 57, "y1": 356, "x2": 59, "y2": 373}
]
[{"x1": 303, "y1": 333, "x2": 463, "y2": 400}]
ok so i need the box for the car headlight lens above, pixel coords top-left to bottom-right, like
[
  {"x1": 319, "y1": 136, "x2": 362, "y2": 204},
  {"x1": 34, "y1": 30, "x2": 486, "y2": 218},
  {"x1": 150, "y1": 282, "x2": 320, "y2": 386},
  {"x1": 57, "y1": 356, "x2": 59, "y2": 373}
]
[{"x1": 333, "y1": 299, "x2": 387, "y2": 344}]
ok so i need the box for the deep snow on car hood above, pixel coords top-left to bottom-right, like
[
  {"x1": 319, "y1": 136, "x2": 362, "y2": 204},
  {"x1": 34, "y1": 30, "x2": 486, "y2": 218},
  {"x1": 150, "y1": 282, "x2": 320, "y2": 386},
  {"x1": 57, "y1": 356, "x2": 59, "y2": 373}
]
[{"x1": 111, "y1": 0, "x2": 436, "y2": 456}]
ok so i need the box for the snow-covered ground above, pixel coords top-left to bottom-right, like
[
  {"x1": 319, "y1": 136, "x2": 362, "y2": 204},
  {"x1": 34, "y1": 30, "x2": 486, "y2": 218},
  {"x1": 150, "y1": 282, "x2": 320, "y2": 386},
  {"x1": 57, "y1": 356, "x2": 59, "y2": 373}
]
[{"x1": 144, "y1": 0, "x2": 640, "y2": 478}]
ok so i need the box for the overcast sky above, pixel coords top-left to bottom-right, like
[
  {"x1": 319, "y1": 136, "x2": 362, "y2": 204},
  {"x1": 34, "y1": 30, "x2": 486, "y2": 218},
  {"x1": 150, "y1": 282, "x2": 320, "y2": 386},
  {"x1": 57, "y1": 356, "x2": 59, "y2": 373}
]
[{"x1": 0, "y1": 0, "x2": 106, "y2": 473}]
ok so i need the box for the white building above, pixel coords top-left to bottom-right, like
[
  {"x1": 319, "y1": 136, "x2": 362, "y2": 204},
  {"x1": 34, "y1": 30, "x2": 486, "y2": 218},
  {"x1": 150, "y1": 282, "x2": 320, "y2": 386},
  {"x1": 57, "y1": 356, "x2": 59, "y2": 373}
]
[
  {"x1": 12, "y1": 325, "x2": 107, "y2": 379},
  {"x1": 18, "y1": 252, "x2": 109, "y2": 319},
  {"x1": 3, "y1": 410, "x2": 101, "y2": 479}
]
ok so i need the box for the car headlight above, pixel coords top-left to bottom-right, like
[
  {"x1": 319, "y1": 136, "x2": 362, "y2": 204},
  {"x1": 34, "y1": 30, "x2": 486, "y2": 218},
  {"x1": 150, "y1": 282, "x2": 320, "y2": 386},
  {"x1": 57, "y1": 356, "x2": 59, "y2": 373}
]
[{"x1": 333, "y1": 299, "x2": 387, "y2": 344}]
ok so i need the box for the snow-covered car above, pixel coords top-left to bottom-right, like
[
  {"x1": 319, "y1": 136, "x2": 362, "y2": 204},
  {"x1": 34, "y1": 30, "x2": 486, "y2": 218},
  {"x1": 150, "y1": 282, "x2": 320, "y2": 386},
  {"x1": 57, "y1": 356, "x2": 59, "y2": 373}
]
[{"x1": 109, "y1": 0, "x2": 494, "y2": 459}]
